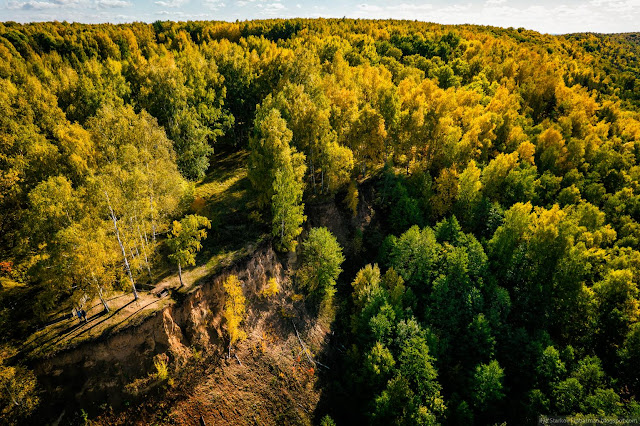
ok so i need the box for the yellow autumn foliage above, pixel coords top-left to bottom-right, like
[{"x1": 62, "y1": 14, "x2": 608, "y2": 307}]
[{"x1": 223, "y1": 275, "x2": 247, "y2": 347}]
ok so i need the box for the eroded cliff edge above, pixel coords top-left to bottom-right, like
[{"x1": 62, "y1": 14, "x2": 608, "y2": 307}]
[{"x1": 31, "y1": 245, "x2": 331, "y2": 425}]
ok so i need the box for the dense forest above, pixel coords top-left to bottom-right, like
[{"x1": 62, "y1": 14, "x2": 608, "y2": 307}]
[{"x1": 1, "y1": 18, "x2": 640, "y2": 425}]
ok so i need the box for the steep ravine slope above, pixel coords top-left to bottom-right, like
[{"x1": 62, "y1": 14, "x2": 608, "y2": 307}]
[{"x1": 31, "y1": 244, "x2": 332, "y2": 425}]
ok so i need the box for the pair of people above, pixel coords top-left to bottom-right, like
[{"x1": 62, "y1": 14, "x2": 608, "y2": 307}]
[{"x1": 73, "y1": 308, "x2": 88, "y2": 323}]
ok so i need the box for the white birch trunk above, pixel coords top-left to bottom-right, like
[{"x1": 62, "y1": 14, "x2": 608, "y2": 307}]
[
  {"x1": 136, "y1": 220, "x2": 152, "y2": 279},
  {"x1": 105, "y1": 191, "x2": 138, "y2": 301},
  {"x1": 92, "y1": 272, "x2": 109, "y2": 312},
  {"x1": 178, "y1": 262, "x2": 184, "y2": 287}
]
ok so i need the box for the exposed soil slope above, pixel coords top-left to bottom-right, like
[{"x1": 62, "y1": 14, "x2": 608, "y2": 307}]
[{"x1": 31, "y1": 244, "x2": 332, "y2": 425}]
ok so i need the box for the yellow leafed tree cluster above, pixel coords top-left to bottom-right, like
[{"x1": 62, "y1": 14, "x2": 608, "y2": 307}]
[{"x1": 223, "y1": 275, "x2": 247, "y2": 356}]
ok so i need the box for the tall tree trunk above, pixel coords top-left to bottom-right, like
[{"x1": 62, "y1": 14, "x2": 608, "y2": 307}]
[
  {"x1": 178, "y1": 262, "x2": 184, "y2": 287},
  {"x1": 92, "y1": 272, "x2": 109, "y2": 313},
  {"x1": 149, "y1": 194, "x2": 157, "y2": 244},
  {"x1": 142, "y1": 224, "x2": 150, "y2": 246},
  {"x1": 105, "y1": 191, "x2": 138, "y2": 301},
  {"x1": 3, "y1": 382, "x2": 19, "y2": 407},
  {"x1": 136, "y1": 220, "x2": 153, "y2": 280},
  {"x1": 128, "y1": 241, "x2": 138, "y2": 269},
  {"x1": 98, "y1": 290, "x2": 109, "y2": 313},
  {"x1": 124, "y1": 232, "x2": 136, "y2": 261}
]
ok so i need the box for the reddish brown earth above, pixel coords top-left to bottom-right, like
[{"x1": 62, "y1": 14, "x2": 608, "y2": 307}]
[
  {"x1": 30, "y1": 245, "x2": 332, "y2": 425},
  {"x1": 97, "y1": 320, "x2": 329, "y2": 425}
]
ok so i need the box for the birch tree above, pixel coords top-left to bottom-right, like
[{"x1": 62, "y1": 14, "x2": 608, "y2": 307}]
[
  {"x1": 248, "y1": 108, "x2": 294, "y2": 209},
  {"x1": 223, "y1": 274, "x2": 247, "y2": 357},
  {"x1": 0, "y1": 362, "x2": 39, "y2": 423},
  {"x1": 166, "y1": 214, "x2": 211, "y2": 287},
  {"x1": 88, "y1": 104, "x2": 191, "y2": 299},
  {"x1": 272, "y1": 165, "x2": 306, "y2": 252}
]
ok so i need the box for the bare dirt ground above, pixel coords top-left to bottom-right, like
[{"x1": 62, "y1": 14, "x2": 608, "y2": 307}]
[{"x1": 91, "y1": 305, "x2": 331, "y2": 426}]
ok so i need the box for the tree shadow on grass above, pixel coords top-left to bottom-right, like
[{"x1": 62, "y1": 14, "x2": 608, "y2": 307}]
[
  {"x1": 25, "y1": 293, "x2": 135, "y2": 352},
  {"x1": 81, "y1": 297, "x2": 162, "y2": 339},
  {"x1": 34, "y1": 299, "x2": 135, "y2": 355}
]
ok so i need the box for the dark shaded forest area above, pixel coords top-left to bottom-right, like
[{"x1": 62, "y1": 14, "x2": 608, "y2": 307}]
[{"x1": 1, "y1": 18, "x2": 640, "y2": 425}]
